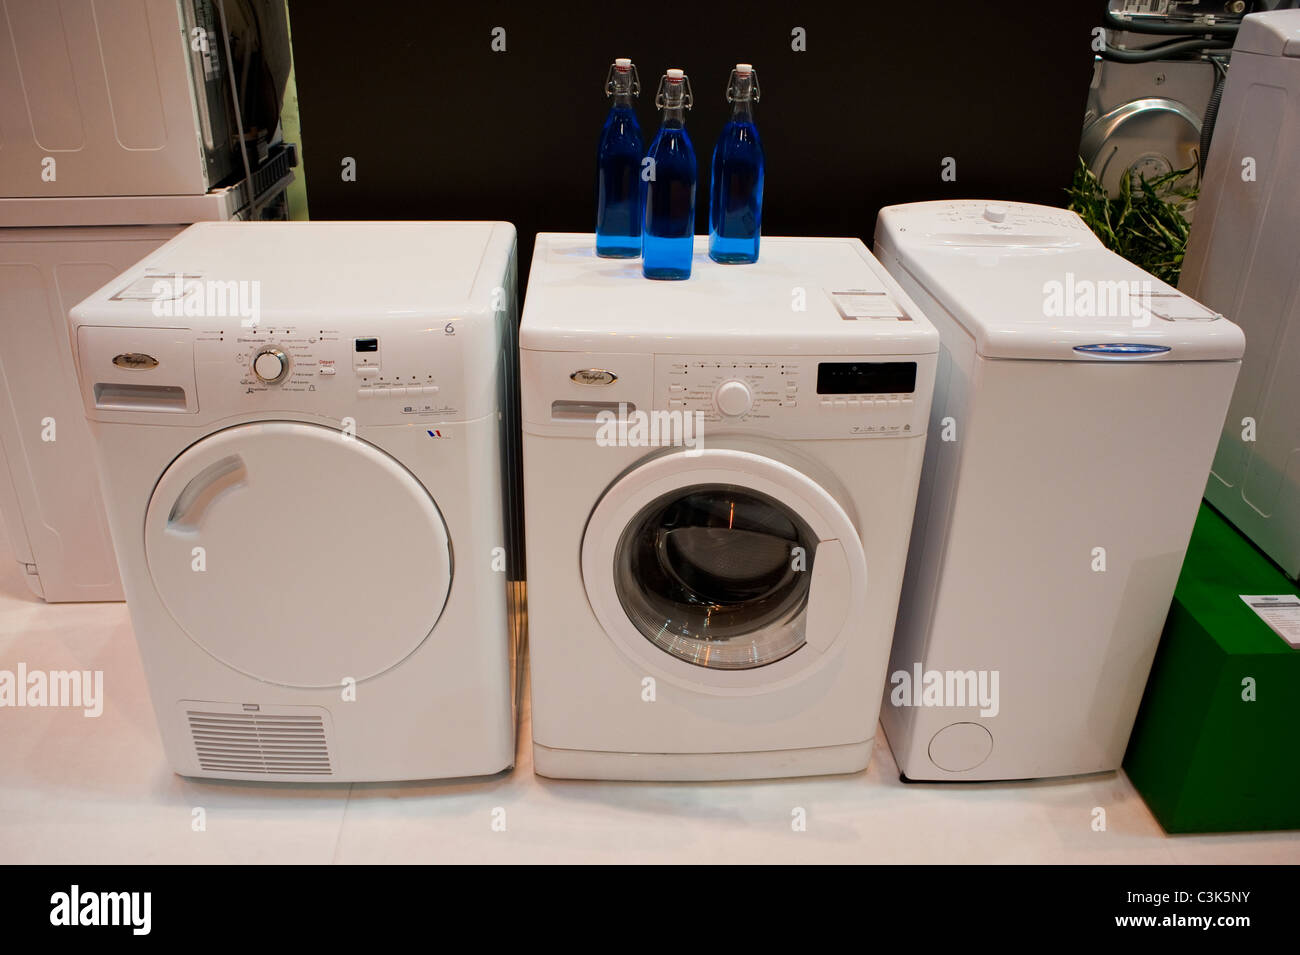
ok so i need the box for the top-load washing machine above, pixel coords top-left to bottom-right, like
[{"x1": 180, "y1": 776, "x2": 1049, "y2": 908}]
[
  {"x1": 521, "y1": 234, "x2": 939, "y2": 781},
  {"x1": 874, "y1": 200, "x2": 1244, "y2": 781},
  {"x1": 69, "y1": 221, "x2": 522, "y2": 782}
]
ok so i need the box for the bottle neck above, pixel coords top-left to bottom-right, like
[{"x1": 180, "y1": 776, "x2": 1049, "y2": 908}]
[
  {"x1": 611, "y1": 91, "x2": 635, "y2": 108},
  {"x1": 727, "y1": 70, "x2": 757, "y2": 124},
  {"x1": 661, "y1": 105, "x2": 685, "y2": 127}
]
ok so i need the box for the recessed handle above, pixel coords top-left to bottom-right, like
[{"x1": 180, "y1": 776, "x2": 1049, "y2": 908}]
[
  {"x1": 167, "y1": 456, "x2": 247, "y2": 532},
  {"x1": 804, "y1": 539, "x2": 852, "y2": 653}
]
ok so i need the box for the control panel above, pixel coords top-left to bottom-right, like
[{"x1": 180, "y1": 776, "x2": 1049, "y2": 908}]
[
  {"x1": 655, "y1": 354, "x2": 934, "y2": 439},
  {"x1": 889, "y1": 201, "x2": 1096, "y2": 244},
  {"x1": 181, "y1": 320, "x2": 478, "y2": 423}
]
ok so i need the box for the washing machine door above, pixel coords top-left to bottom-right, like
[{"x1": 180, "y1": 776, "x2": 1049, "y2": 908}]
[
  {"x1": 581, "y1": 446, "x2": 867, "y2": 693},
  {"x1": 144, "y1": 422, "x2": 452, "y2": 688}
]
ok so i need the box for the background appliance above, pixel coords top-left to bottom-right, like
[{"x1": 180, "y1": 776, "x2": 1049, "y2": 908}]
[
  {"x1": 0, "y1": 0, "x2": 291, "y2": 198},
  {"x1": 874, "y1": 199, "x2": 1244, "y2": 781},
  {"x1": 0, "y1": 0, "x2": 295, "y2": 601},
  {"x1": 521, "y1": 234, "x2": 939, "y2": 781},
  {"x1": 1182, "y1": 9, "x2": 1300, "y2": 579},
  {"x1": 1079, "y1": 0, "x2": 1289, "y2": 196},
  {"x1": 69, "y1": 221, "x2": 521, "y2": 782}
]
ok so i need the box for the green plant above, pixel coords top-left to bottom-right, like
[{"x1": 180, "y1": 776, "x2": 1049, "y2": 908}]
[{"x1": 1066, "y1": 157, "x2": 1199, "y2": 285}]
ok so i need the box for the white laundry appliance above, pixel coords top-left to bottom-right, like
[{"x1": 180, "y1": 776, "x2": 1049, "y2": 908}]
[
  {"x1": 69, "y1": 220, "x2": 521, "y2": 782},
  {"x1": 0, "y1": 169, "x2": 292, "y2": 602},
  {"x1": 1182, "y1": 9, "x2": 1300, "y2": 579},
  {"x1": 521, "y1": 234, "x2": 939, "y2": 781},
  {"x1": 874, "y1": 199, "x2": 1245, "y2": 781},
  {"x1": 0, "y1": 0, "x2": 291, "y2": 198}
]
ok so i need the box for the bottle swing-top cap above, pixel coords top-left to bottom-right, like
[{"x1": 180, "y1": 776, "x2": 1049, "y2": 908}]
[
  {"x1": 727, "y1": 64, "x2": 759, "y2": 103},
  {"x1": 656, "y1": 69, "x2": 693, "y2": 110},
  {"x1": 605, "y1": 58, "x2": 640, "y2": 97}
]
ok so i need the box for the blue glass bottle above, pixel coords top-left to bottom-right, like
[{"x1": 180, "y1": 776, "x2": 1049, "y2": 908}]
[
  {"x1": 596, "y1": 58, "x2": 644, "y2": 258},
  {"x1": 709, "y1": 64, "x2": 764, "y2": 264},
  {"x1": 642, "y1": 69, "x2": 696, "y2": 280}
]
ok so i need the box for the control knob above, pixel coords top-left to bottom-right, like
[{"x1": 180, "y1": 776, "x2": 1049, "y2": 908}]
[
  {"x1": 252, "y1": 347, "x2": 289, "y2": 384},
  {"x1": 715, "y1": 379, "x2": 753, "y2": 417}
]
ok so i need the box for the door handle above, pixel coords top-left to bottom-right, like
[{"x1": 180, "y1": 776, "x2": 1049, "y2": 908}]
[
  {"x1": 166, "y1": 456, "x2": 247, "y2": 533},
  {"x1": 804, "y1": 539, "x2": 854, "y2": 653}
]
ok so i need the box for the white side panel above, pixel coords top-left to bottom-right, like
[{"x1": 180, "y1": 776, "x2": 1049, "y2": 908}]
[
  {"x1": 888, "y1": 356, "x2": 1239, "y2": 781},
  {"x1": 1183, "y1": 40, "x2": 1300, "y2": 578},
  {"x1": 874, "y1": 241, "x2": 978, "y2": 771}
]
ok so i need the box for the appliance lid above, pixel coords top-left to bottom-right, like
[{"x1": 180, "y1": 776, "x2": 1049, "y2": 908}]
[
  {"x1": 70, "y1": 220, "x2": 514, "y2": 324},
  {"x1": 519, "y1": 233, "x2": 939, "y2": 357},
  {"x1": 876, "y1": 201, "x2": 1245, "y2": 362}
]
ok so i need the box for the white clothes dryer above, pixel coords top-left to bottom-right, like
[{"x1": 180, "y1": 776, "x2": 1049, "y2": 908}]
[{"x1": 69, "y1": 221, "x2": 521, "y2": 782}]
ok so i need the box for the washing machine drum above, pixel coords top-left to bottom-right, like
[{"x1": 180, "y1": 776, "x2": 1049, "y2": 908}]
[
  {"x1": 616, "y1": 485, "x2": 817, "y2": 668},
  {"x1": 144, "y1": 422, "x2": 452, "y2": 688},
  {"x1": 582, "y1": 447, "x2": 867, "y2": 686}
]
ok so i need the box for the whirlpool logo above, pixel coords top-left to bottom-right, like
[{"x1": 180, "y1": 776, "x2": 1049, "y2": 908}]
[
  {"x1": 570, "y1": 368, "x2": 617, "y2": 386},
  {"x1": 111, "y1": 352, "x2": 159, "y2": 370}
]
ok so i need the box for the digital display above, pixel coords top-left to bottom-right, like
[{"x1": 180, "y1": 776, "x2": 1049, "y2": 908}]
[
  {"x1": 355, "y1": 338, "x2": 378, "y2": 352},
  {"x1": 816, "y1": 361, "x2": 917, "y2": 395}
]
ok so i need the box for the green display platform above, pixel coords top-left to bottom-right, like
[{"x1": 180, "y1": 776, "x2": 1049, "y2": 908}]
[{"x1": 1125, "y1": 504, "x2": 1300, "y2": 833}]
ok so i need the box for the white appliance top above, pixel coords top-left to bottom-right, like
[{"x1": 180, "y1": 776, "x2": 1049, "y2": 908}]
[
  {"x1": 875, "y1": 200, "x2": 1245, "y2": 362},
  {"x1": 69, "y1": 221, "x2": 516, "y2": 427},
  {"x1": 520, "y1": 234, "x2": 938, "y2": 356},
  {"x1": 72, "y1": 220, "x2": 515, "y2": 324},
  {"x1": 1235, "y1": 9, "x2": 1300, "y2": 58}
]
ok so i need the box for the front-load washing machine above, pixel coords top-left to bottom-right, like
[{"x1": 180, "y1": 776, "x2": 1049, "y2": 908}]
[
  {"x1": 69, "y1": 220, "x2": 522, "y2": 782},
  {"x1": 874, "y1": 200, "x2": 1245, "y2": 781},
  {"x1": 521, "y1": 234, "x2": 939, "y2": 781}
]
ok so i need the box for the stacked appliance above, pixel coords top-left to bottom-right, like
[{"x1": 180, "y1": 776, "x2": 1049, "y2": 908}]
[{"x1": 0, "y1": 0, "x2": 294, "y2": 601}]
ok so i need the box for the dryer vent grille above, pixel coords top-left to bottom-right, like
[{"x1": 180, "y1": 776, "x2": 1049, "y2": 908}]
[{"x1": 186, "y1": 710, "x2": 333, "y2": 776}]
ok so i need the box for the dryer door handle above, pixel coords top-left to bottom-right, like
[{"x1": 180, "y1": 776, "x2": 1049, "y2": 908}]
[
  {"x1": 166, "y1": 455, "x2": 247, "y2": 533},
  {"x1": 805, "y1": 538, "x2": 853, "y2": 654}
]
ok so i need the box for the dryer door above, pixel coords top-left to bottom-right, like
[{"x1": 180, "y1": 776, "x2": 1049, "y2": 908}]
[
  {"x1": 581, "y1": 447, "x2": 867, "y2": 694},
  {"x1": 144, "y1": 422, "x2": 452, "y2": 688}
]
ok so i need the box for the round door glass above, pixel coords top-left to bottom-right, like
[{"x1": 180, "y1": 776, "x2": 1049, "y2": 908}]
[{"x1": 613, "y1": 483, "x2": 817, "y2": 669}]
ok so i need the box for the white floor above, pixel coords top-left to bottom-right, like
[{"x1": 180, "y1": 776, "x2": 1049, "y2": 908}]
[{"x1": 1, "y1": 532, "x2": 1296, "y2": 864}]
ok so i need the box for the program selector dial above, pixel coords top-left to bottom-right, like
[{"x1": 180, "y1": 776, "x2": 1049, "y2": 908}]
[
  {"x1": 715, "y1": 379, "x2": 754, "y2": 417},
  {"x1": 252, "y1": 347, "x2": 290, "y2": 384}
]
